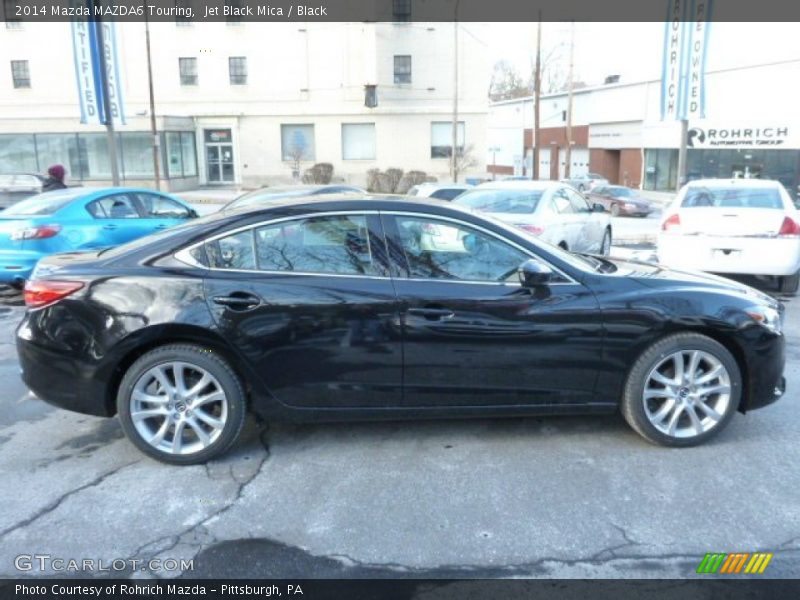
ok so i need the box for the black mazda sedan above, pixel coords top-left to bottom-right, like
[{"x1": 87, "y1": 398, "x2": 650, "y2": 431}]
[{"x1": 16, "y1": 196, "x2": 785, "y2": 464}]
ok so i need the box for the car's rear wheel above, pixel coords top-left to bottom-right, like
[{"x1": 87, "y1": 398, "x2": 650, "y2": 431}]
[
  {"x1": 778, "y1": 269, "x2": 800, "y2": 294},
  {"x1": 621, "y1": 333, "x2": 741, "y2": 447},
  {"x1": 117, "y1": 344, "x2": 247, "y2": 465}
]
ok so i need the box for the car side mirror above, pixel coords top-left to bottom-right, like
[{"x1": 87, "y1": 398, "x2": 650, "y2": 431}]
[
  {"x1": 518, "y1": 259, "x2": 553, "y2": 288},
  {"x1": 593, "y1": 203, "x2": 607, "y2": 213},
  {"x1": 188, "y1": 209, "x2": 199, "y2": 218}
]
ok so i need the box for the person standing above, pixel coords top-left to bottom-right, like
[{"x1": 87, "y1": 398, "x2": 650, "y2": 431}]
[{"x1": 42, "y1": 164, "x2": 67, "y2": 192}]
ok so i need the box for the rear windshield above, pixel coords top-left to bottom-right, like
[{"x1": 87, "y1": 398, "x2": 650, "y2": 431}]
[
  {"x1": 681, "y1": 186, "x2": 783, "y2": 209},
  {"x1": 2, "y1": 190, "x2": 83, "y2": 216},
  {"x1": 453, "y1": 189, "x2": 544, "y2": 214}
]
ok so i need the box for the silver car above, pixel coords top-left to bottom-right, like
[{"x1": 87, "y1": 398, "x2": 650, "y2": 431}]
[
  {"x1": 452, "y1": 180, "x2": 612, "y2": 254},
  {"x1": 563, "y1": 172, "x2": 609, "y2": 192}
]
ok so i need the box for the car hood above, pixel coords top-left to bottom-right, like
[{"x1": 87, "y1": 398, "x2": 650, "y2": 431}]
[{"x1": 601, "y1": 256, "x2": 778, "y2": 305}]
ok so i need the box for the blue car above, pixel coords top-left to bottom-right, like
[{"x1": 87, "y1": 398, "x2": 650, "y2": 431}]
[{"x1": 0, "y1": 187, "x2": 197, "y2": 285}]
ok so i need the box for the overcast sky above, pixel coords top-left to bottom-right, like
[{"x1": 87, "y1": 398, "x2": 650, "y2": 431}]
[{"x1": 483, "y1": 22, "x2": 800, "y2": 86}]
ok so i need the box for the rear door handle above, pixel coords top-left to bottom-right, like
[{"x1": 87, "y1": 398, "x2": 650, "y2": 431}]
[
  {"x1": 407, "y1": 307, "x2": 455, "y2": 321},
  {"x1": 212, "y1": 292, "x2": 261, "y2": 311},
  {"x1": 102, "y1": 224, "x2": 118, "y2": 230},
  {"x1": 154, "y1": 224, "x2": 168, "y2": 230}
]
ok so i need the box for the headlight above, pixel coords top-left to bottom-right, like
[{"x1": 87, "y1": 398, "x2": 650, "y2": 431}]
[{"x1": 745, "y1": 305, "x2": 783, "y2": 334}]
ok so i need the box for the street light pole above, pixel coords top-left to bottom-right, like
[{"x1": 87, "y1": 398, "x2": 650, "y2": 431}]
[
  {"x1": 451, "y1": 10, "x2": 460, "y2": 182},
  {"x1": 144, "y1": 8, "x2": 161, "y2": 190},
  {"x1": 532, "y1": 14, "x2": 541, "y2": 180},
  {"x1": 564, "y1": 21, "x2": 575, "y2": 180}
]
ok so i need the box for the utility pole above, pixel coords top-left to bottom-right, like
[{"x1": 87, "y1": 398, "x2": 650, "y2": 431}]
[
  {"x1": 532, "y1": 14, "x2": 542, "y2": 180},
  {"x1": 451, "y1": 8, "x2": 460, "y2": 182},
  {"x1": 93, "y1": 12, "x2": 120, "y2": 185},
  {"x1": 676, "y1": 119, "x2": 688, "y2": 188},
  {"x1": 563, "y1": 21, "x2": 575, "y2": 180},
  {"x1": 144, "y1": 8, "x2": 161, "y2": 189}
]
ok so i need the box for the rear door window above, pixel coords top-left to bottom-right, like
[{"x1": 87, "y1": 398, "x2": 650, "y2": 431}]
[{"x1": 87, "y1": 194, "x2": 141, "y2": 219}]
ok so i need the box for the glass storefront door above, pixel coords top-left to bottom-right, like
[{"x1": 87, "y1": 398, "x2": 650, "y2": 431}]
[{"x1": 204, "y1": 129, "x2": 234, "y2": 184}]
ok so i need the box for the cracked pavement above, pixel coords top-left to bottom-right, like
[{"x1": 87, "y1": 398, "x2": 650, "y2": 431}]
[{"x1": 0, "y1": 276, "x2": 798, "y2": 580}]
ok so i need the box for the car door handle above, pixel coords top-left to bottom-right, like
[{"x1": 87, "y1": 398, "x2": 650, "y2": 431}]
[
  {"x1": 407, "y1": 307, "x2": 455, "y2": 321},
  {"x1": 153, "y1": 224, "x2": 168, "y2": 230},
  {"x1": 212, "y1": 292, "x2": 261, "y2": 310},
  {"x1": 102, "y1": 224, "x2": 118, "y2": 230}
]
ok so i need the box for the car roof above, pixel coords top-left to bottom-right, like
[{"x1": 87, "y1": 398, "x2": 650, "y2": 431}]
[
  {"x1": 684, "y1": 178, "x2": 782, "y2": 188},
  {"x1": 474, "y1": 180, "x2": 563, "y2": 190}
]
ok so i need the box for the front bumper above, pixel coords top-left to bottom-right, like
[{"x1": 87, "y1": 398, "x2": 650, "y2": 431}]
[
  {"x1": 741, "y1": 329, "x2": 786, "y2": 412},
  {"x1": 17, "y1": 320, "x2": 111, "y2": 417}
]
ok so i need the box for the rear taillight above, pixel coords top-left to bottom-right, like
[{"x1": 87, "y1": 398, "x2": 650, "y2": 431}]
[
  {"x1": 516, "y1": 224, "x2": 545, "y2": 236},
  {"x1": 10, "y1": 225, "x2": 62, "y2": 241},
  {"x1": 24, "y1": 280, "x2": 84, "y2": 309},
  {"x1": 661, "y1": 214, "x2": 681, "y2": 232},
  {"x1": 778, "y1": 216, "x2": 800, "y2": 237}
]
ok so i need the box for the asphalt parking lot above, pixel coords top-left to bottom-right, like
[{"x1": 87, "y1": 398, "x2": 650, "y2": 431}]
[{"x1": 0, "y1": 272, "x2": 797, "y2": 580}]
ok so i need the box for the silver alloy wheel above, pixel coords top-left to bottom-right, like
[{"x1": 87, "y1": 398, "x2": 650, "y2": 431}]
[
  {"x1": 642, "y1": 350, "x2": 731, "y2": 438},
  {"x1": 130, "y1": 361, "x2": 228, "y2": 455}
]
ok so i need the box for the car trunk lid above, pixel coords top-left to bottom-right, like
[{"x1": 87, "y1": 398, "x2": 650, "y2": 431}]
[{"x1": 676, "y1": 208, "x2": 789, "y2": 237}]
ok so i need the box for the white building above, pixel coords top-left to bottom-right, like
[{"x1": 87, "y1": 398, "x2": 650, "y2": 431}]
[
  {"x1": 488, "y1": 59, "x2": 800, "y2": 194},
  {"x1": 0, "y1": 21, "x2": 488, "y2": 190}
]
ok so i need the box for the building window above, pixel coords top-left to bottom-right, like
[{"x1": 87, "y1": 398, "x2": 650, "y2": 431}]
[
  {"x1": 165, "y1": 131, "x2": 198, "y2": 178},
  {"x1": 229, "y1": 57, "x2": 247, "y2": 85},
  {"x1": 4, "y1": 0, "x2": 22, "y2": 28},
  {"x1": 392, "y1": 0, "x2": 412, "y2": 21},
  {"x1": 394, "y1": 55, "x2": 411, "y2": 84},
  {"x1": 342, "y1": 123, "x2": 376, "y2": 160},
  {"x1": 0, "y1": 134, "x2": 36, "y2": 172},
  {"x1": 174, "y1": 0, "x2": 191, "y2": 25},
  {"x1": 179, "y1": 57, "x2": 197, "y2": 85},
  {"x1": 281, "y1": 124, "x2": 315, "y2": 162},
  {"x1": 225, "y1": 0, "x2": 243, "y2": 24},
  {"x1": 11, "y1": 60, "x2": 30, "y2": 88},
  {"x1": 431, "y1": 121, "x2": 465, "y2": 158}
]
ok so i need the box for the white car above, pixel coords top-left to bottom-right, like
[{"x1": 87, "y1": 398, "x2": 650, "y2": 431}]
[
  {"x1": 407, "y1": 182, "x2": 473, "y2": 201},
  {"x1": 450, "y1": 180, "x2": 612, "y2": 254},
  {"x1": 657, "y1": 178, "x2": 800, "y2": 293}
]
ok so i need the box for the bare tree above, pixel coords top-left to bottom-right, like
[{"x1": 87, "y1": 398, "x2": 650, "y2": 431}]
[
  {"x1": 286, "y1": 130, "x2": 309, "y2": 180},
  {"x1": 452, "y1": 143, "x2": 479, "y2": 182},
  {"x1": 488, "y1": 60, "x2": 528, "y2": 102}
]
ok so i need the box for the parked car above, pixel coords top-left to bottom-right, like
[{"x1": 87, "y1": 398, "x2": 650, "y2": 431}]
[
  {"x1": 564, "y1": 172, "x2": 609, "y2": 192},
  {"x1": 0, "y1": 187, "x2": 197, "y2": 285},
  {"x1": 16, "y1": 195, "x2": 785, "y2": 464},
  {"x1": 453, "y1": 180, "x2": 612, "y2": 254},
  {"x1": 223, "y1": 184, "x2": 365, "y2": 211},
  {"x1": 589, "y1": 185, "x2": 654, "y2": 217},
  {"x1": 406, "y1": 182, "x2": 473, "y2": 201},
  {"x1": 0, "y1": 173, "x2": 45, "y2": 208},
  {"x1": 658, "y1": 179, "x2": 800, "y2": 293}
]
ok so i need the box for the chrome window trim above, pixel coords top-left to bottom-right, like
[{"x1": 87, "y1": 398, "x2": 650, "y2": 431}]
[{"x1": 175, "y1": 209, "x2": 579, "y2": 286}]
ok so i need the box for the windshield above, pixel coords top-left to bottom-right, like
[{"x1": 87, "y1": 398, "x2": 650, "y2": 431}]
[
  {"x1": 681, "y1": 186, "x2": 784, "y2": 209},
  {"x1": 1, "y1": 190, "x2": 83, "y2": 216},
  {"x1": 453, "y1": 189, "x2": 544, "y2": 214}
]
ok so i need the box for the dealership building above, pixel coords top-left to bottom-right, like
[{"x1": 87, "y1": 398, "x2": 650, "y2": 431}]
[
  {"x1": 487, "y1": 59, "x2": 800, "y2": 194},
  {"x1": 0, "y1": 21, "x2": 487, "y2": 191}
]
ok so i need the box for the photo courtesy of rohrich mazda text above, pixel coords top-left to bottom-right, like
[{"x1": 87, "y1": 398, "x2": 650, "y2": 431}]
[{"x1": 0, "y1": 0, "x2": 798, "y2": 595}]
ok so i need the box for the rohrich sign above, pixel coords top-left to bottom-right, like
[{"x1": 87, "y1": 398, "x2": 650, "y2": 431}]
[{"x1": 686, "y1": 125, "x2": 796, "y2": 149}]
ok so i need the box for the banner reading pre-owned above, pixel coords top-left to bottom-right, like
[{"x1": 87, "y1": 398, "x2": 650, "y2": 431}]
[
  {"x1": 660, "y1": 0, "x2": 712, "y2": 121},
  {"x1": 70, "y1": 3, "x2": 126, "y2": 125}
]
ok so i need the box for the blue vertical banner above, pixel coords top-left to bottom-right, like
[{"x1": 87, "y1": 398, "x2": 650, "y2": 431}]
[
  {"x1": 70, "y1": 1, "x2": 126, "y2": 125},
  {"x1": 661, "y1": 0, "x2": 712, "y2": 121},
  {"x1": 684, "y1": 0, "x2": 712, "y2": 119}
]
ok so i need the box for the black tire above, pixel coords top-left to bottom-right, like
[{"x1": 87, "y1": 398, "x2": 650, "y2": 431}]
[
  {"x1": 778, "y1": 270, "x2": 800, "y2": 294},
  {"x1": 117, "y1": 344, "x2": 247, "y2": 465},
  {"x1": 600, "y1": 228, "x2": 612, "y2": 256},
  {"x1": 621, "y1": 333, "x2": 741, "y2": 447}
]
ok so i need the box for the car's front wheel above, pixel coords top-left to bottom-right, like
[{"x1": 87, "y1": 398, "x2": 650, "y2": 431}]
[
  {"x1": 621, "y1": 333, "x2": 741, "y2": 447},
  {"x1": 117, "y1": 344, "x2": 247, "y2": 465}
]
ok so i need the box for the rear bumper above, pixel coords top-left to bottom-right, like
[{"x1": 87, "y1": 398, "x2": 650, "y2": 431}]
[
  {"x1": 0, "y1": 250, "x2": 43, "y2": 282},
  {"x1": 16, "y1": 322, "x2": 111, "y2": 417},
  {"x1": 658, "y1": 235, "x2": 800, "y2": 276}
]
